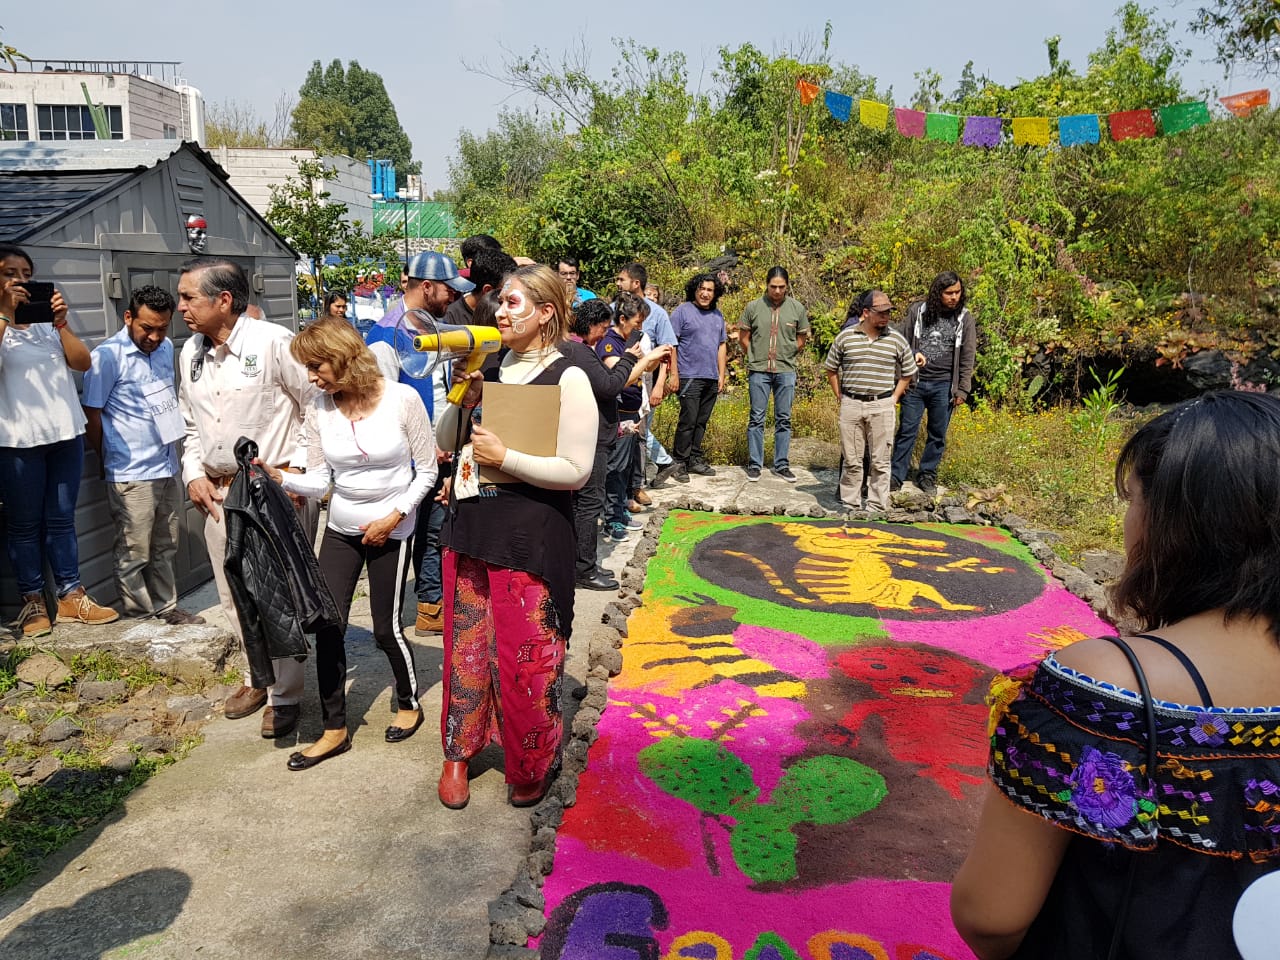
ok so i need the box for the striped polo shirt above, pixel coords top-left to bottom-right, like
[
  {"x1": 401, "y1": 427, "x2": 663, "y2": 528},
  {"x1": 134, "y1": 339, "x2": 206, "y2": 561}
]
[{"x1": 823, "y1": 325, "x2": 918, "y2": 396}]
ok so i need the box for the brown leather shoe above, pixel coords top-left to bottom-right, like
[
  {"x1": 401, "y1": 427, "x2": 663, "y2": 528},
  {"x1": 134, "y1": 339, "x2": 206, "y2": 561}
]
[
  {"x1": 155, "y1": 606, "x2": 207, "y2": 626},
  {"x1": 632, "y1": 488, "x2": 653, "y2": 506},
  {"x1": 223, "y1": 685, "x2": 267, "y2": 719},
  {"x1": 261, "y1": 704, "x2": 300, "y2": 739},
  {"x1": 438, "y1": 760, "x2": 470, "y2": 809},
  {"x1": 415, "y1": 601, "x2": 443, "y2": 636}
]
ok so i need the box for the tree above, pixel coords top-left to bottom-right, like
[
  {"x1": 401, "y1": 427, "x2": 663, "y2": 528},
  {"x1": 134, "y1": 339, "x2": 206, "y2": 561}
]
[
  {"x1": 289, "y1": 60, "x2": 419, "y2": 187},
  {"x1": 1192, "y1": 0, "x2": 1280, "y2": 75},
  {"x1": 0, "y1": 25, "x2": 27, "y2": 71},
  {"x1": 205, "y1": 93, "x2": 296, "y2": 149},
  {"x1": 265, "y1": 159, "x2": 399, "y2": 304}
]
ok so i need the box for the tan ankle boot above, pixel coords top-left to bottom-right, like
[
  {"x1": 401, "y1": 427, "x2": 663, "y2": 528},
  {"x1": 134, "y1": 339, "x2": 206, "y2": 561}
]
[
  {"x1": 415, "y1": 602, "x2": 443, "y2": 636},
  {"x1": 16, "y1": 593, "x2": 51, "y2": 639},
  {"x1": 56, "y1": 586, "x2": 119, "y2": 625}
]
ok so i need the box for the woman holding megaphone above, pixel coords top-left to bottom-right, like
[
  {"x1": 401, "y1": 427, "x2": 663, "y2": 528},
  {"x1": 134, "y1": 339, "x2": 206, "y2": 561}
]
[{"x1": 434, "y1": 263, "x2": 598, "y2": 809}]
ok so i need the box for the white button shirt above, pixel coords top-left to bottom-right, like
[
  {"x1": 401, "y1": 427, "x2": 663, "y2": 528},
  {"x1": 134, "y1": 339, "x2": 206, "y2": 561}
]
[{"x1": 178, "y1": 314, "x2": 314, "y2": 486}]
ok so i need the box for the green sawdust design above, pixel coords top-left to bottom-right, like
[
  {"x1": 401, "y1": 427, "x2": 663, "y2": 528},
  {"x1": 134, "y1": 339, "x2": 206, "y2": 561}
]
[
  {"x1": 743, "y1": 932, "x2": 803, "y2": 960},
  {"x1": 638, "y1": 737, "x2": 887, "y2": 884},
  {"x1": 648, "y1": 512, "x2": 887, "y2": 645}
]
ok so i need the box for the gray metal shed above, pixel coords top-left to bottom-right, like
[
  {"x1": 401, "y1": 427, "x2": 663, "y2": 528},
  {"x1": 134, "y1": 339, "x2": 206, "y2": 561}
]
[{"x1": 0, "y1": 140, "x2": 300, "y2": 615}]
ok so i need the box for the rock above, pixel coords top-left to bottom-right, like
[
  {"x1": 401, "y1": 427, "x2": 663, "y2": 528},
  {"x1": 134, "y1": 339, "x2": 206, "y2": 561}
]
[
  {"x1": 165, "y1": 694, "x2": 215, "y2": 723},
  {"x1": 806, "y1": 504, "x2": 826, "y2": 518},
  {"x1": 1000, "y1": 513, "x2": 1030, "y2": 537},
  {"x1": 119, "y1": 720, "x2": 157, "y2": 741},
  {"x1": 15, "y1": 653, "x2": 72, "y2": 689},
  {"x1": 488, "y1": 892, "x2": 530, "y2": 945},
  {"x1": 132, "y1": 735, "x2": 175, "y2": 754},
  {"x1": 94, "y1": 715, "x2": 129, "y2": 736},
  {"x1": 942, "y1": 506, "x2": 973, "y2": 524},
  {"x1": 1022, "y1": 527, "x2": 1063, "y2": 544},
  {"x1": 105, "y1": 750, "x2": 138, "y2": 774},
  {"x1": 530, "y1": 796, "x2": 565, "y2": 832},
  {"x1": 530, "y1": 826, "x2": 557, "y2": 854},
  {"x1": 39, "y1": 716, "x2": 83, "y2": 744},
  {"x1": 5, "y1": 723, "x2": 34, "y2": 745},
  {"x1": 511, "y1": 875, "x2": 546, "y2": 912},
  {"x1": 563, "y1": 739, "x2": 589, "y2": 772},
  {"x1": 30, "y1": 754, "x2": 63, "y2": 782},
  {"x1": 4, "y1": 756, "x2": 35, "y2": 777},
  {"x1": 77, "y1": 679, "x2": 128, "y2": 703},
  {"x1": 1079, "y1": 549, "x2": 1125, "y2": 583},
  {"x1": 0, "y1": 785, "x2": 18, "y2": 807},
  {"x1": 1026, "y1": 540, "x2": 1058, "y2": 564}
]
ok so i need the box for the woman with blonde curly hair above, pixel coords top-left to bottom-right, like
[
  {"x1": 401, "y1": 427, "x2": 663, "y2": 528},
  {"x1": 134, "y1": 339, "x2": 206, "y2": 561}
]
[
  {"x1": 257, "y1": 321, "x2": 437, "y2": 770},
  {"x1": 434, "y1": 263, "x2": 598, "y2": 809}
]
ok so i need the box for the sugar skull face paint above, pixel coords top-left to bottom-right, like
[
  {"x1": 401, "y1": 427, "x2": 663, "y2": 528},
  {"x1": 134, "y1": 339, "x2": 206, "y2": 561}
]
[{"x1": 498, "y1": 281, "x2": 538, "y2": 336}]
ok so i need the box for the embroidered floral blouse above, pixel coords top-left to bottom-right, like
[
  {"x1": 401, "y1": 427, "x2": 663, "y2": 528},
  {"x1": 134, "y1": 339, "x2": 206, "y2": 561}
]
[{"x1": 987, "y1": 654, "x2": 1280, "y2": 957}]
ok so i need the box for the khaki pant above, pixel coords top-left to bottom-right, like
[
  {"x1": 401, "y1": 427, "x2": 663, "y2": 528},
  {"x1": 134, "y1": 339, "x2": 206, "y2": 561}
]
[
  {"x1": 837, "y1": 395, "x2": 896, "y2": 510},
  {"x1": 203, "y1": 493, "x2": 319, "y2": 707},
  {"x1": 107, "y1": 477, "x2": 180, "y2": 617}
]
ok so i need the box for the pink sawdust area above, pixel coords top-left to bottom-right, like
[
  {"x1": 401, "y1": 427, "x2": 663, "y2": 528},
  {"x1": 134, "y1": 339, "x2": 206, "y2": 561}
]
[{"x1": 538, "y1": 513, "x2": 1112, "y2": 960}]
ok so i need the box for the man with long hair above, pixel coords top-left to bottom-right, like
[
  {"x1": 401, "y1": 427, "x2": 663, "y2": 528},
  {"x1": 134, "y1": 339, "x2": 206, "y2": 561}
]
[{"x1": 890, "y1": 271, "x2": 977, "y2": 497}]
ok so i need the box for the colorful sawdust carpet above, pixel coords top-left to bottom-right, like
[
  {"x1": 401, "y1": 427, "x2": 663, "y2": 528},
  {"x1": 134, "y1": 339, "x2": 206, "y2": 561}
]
[{"x1": 539, "y1": 512, "x2": 1114, "y2": 960}]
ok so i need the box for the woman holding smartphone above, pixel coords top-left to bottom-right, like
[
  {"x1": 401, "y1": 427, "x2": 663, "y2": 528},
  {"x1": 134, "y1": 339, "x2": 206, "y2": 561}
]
[{"x1": 0, "y1": 243, "x2": 118, "y2": 638}]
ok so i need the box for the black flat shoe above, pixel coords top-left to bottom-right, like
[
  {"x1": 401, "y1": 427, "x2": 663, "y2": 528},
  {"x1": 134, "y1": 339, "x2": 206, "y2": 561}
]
[
  {"x1": 575, "y1": 571, "x2": 619, "y2": 591},
  {"x1": 286, "y1": 735, "x2": 351, "y2": 771},
  {"x1": 384, "y1": 710, "x2": 424, "y2": 743}
]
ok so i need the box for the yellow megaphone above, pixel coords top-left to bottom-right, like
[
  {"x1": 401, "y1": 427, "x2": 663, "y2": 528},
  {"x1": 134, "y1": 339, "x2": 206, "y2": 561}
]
[{"x1": 410, "y1": 315, "x2": 503, "y2": 405}]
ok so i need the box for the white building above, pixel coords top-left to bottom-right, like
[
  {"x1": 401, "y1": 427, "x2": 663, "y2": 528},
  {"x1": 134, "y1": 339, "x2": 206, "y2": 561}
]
[
  {"x1": 0, "y1": 59, "x2": 204, "y2": 144},
  {"x1": 209, "y1": 147, "x2": 373, "y2": 227}
]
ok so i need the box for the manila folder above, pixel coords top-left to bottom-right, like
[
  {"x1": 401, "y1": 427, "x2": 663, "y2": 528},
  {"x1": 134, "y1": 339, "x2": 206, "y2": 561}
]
[{"x1": 478, "y1": 382, "x2": 561, "y2": 483}]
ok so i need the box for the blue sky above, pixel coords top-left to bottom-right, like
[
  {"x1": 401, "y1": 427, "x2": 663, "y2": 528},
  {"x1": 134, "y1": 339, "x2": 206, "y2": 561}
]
[{"x1": 4, "y1": 1, "x2": 1269, "y2": 192}]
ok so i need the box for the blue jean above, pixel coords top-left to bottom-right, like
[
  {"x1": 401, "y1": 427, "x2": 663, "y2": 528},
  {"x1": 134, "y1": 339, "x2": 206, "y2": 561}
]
[
  {"x1": 644, "y1": 418, "x2": 672, "y2": 467},
  {"x1": 413, "y1": 471, "x2": 447, "y2": 604},
  {"x1": 891, "y1": 378, "x2": 953, "y2": 483},
  {"x1": 747, "y1": 371, "x2": 797, "y2": 470},
  {"x1": 0, "y1": 435, "x2": 85, "y2": 596}
]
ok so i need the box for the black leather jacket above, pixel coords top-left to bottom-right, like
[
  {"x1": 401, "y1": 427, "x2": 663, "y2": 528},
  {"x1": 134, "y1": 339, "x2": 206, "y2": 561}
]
[{"x1": 223, "y1": 437, "x2": 339, "y2": 688}]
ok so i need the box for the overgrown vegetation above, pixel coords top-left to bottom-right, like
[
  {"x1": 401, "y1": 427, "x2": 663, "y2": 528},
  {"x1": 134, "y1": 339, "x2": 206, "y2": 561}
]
[{"x1": 447, "y1": 3, "x2": 1280, "y2": 405}]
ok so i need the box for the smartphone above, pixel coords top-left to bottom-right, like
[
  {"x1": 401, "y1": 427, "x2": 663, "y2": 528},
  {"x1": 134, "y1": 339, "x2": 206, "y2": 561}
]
[
  {"x1": 625, "y1": 329, "x2": 644, "y2": 348},
  {"x1": 14, "y1": 281, "x2": 56, "y2": 324}
]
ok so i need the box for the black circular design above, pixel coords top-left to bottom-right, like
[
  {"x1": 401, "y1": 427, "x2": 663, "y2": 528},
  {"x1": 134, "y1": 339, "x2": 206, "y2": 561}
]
[{"x1": 689, "y1": 520, "x2": 1044, "y2": 620}]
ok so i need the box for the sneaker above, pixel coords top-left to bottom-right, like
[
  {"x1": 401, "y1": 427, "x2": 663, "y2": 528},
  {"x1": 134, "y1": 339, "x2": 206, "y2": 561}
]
[
  {"x1": 416, "y1": 601, "x2": 443, "y2": 636},
  {"x1": 155, "y1": 607, "x2": 207, "y2": 626},
  {"x1": 688, "y1": 462, "x2": 715, "y2": 476},
  {"x1": 56, "y1": 587, "x2": 120, "y2": 625},
  {"x1": 651, "y1": 463, "x2": 681, "y2": 488},
  {"x1": 624, "y1": 517, "x2": 645, "y2": 531},
  {"x1": 15, "y1": 593, "x2": 51, "y2": 639},
  {"x1": 771, "y1": 466, "x2": 798, "y2": 483},
  {"x1": 604, "y1": 522, "x2": 630, "y2": 542},
  {"x1": 745, "y1": 465, "x2": 761, "y2": 481},
  {"x1": 918, "y1": 474, "x2": 938, "y2": 496},
  {"x1": 673, "y1": 465, "x2": 691, "y2": 484}
]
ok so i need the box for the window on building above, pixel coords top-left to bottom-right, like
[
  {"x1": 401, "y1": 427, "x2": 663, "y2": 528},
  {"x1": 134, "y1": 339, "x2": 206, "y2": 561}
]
[
  {"x1": 0, "y1": 104, "x2": 28, "y2": 141},
  {"x1": 36, "y1": 104, "x2": 124, "y2": 140},
  {"x1": 163, "y1": 124, "x2": 177, "y2": 139}
]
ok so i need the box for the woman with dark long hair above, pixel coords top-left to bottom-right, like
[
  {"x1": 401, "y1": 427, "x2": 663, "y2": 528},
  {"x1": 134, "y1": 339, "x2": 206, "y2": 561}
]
[
  {"x1": 668, "y1": 272, "x2": 727, "y2": 479},
  {"x1": 952, "y1": 391, "x2": 1280, "y2": 958}
]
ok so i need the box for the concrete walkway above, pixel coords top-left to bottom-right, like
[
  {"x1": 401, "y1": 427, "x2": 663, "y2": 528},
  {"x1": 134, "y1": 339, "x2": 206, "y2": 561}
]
[{"x1": 0, "y1": 465, "x2": 845, "y2": 960}]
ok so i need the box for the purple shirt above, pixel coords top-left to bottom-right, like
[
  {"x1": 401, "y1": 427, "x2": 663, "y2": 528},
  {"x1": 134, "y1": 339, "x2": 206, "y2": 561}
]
[{"x1": 670, "y1": 303, "x2": 726, "y2": 380}]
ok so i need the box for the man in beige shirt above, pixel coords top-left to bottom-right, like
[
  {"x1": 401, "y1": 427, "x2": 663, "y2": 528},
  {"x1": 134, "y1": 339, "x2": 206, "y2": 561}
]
[{"x1": 177, "y1": 258, "x2": 315, "y2": 739}]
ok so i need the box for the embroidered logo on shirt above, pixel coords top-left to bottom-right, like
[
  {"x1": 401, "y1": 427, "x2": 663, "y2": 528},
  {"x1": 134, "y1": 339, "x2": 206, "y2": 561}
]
[{"x1": 241, "y1": 354, "x2": 260, "y2": 377}]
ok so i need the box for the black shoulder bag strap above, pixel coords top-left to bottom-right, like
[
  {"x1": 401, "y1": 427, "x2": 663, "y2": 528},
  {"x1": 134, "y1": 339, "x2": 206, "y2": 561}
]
[{"x1": 1100, "y1": 635, "x2": 1160, "y2": 960}]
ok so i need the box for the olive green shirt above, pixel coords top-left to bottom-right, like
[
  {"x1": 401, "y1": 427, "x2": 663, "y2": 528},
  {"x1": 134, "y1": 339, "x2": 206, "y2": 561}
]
[{"x1": 738, "y1": 296, "x2": 810, "y2": 373}]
